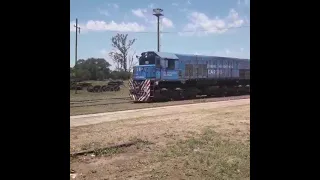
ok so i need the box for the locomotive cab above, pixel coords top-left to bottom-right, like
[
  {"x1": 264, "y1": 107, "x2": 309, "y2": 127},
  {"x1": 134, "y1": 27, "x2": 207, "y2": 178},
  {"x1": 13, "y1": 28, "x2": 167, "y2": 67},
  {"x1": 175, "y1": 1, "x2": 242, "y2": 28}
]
[
  {"x1": 133, "y1": 51, "x2": 180, "y2": 81},
  {"x1": 129, "y1": 51, "x2": 182, "y2": 102},
  {"x1": 132, "y1": 52, "x2": 156, "y2": 80}
]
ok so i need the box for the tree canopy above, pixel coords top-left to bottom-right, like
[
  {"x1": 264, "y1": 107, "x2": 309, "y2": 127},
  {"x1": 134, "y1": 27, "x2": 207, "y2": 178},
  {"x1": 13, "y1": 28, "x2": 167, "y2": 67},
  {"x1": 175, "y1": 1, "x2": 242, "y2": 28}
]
[
  {"x1": 70, "y1": 33, "x2": 138, "y2": 81},
  {"x1": 71, "y1": 58, "x2": 131, "y2": 81}
]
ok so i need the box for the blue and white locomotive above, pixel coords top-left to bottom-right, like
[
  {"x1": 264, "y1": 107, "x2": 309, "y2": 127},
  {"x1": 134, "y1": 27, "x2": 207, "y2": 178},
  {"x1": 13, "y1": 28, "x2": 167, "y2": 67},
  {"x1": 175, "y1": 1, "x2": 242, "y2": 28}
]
[{"x1": 129, "y1": 51, "x2": 250, "y2": 102}]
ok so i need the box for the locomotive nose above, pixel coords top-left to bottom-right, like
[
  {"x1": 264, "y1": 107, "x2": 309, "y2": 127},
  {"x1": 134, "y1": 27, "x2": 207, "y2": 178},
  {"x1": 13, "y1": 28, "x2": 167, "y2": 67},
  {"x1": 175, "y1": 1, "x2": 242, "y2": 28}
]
[{"x1": 129, "y1": 87, "x2": 140, "y2": 94}]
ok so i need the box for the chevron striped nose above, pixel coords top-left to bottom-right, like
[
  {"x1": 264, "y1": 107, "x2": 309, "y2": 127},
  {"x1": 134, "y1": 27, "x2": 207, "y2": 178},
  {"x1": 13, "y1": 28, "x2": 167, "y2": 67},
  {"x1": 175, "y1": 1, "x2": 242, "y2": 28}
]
[{"x1": 129, "y1": 79, "x2": 151, "y2": 102}]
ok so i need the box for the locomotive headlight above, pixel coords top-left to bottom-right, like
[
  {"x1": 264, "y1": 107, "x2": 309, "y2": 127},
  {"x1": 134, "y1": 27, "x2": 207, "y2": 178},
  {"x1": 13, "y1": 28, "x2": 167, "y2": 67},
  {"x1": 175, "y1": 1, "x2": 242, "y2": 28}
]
[{"x1": 155, "y1": 81, "x2": 159, "y2": 85}]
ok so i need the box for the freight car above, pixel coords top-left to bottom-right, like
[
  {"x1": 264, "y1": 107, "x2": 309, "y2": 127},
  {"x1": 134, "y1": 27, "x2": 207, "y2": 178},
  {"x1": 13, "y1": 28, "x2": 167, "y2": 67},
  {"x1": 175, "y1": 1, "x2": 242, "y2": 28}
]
[{"x1": 129, "y1": 51, "x2": 250, "y2": 102}]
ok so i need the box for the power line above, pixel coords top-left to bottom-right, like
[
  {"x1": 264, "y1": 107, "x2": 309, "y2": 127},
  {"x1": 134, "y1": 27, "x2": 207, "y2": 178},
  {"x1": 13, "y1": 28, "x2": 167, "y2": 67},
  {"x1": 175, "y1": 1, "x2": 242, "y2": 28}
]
[
  {"x1": 165, "y1": 25, "x2": 250, "y2": 33},
  {"x1": 96, "y1": 25, "x2": 250, "y2": 34}
]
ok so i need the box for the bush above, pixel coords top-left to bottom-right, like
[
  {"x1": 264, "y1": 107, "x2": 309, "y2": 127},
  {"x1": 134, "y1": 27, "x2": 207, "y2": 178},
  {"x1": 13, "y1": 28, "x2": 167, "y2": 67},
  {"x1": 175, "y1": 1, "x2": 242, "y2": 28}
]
[{"x1": 109, "y1": 71, "x2": 132, "y2": 80}]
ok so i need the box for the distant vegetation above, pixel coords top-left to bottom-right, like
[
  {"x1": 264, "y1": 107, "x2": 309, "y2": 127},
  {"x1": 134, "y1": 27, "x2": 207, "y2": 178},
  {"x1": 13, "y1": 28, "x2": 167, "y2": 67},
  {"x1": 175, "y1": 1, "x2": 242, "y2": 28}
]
[
  {"x1": 70, "y1": 58, "x2": 131, "y2": 81},
  {"x1": 70, "y1": 33, "x2": 137, "y2": 81}
]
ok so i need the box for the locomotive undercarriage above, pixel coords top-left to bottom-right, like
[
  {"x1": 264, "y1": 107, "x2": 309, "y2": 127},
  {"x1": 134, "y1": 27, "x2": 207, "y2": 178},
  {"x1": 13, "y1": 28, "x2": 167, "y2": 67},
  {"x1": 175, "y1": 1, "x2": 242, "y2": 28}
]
[{"x1": 129, "y1": 79, "x2": 250, "y2": 102}]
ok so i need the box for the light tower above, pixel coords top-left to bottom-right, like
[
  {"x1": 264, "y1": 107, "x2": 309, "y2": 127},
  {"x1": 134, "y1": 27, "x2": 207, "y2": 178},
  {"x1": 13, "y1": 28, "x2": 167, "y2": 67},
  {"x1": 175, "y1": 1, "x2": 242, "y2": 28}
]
[{"x1": 153, "y1": 8, "x2": 163, "y2": 52}]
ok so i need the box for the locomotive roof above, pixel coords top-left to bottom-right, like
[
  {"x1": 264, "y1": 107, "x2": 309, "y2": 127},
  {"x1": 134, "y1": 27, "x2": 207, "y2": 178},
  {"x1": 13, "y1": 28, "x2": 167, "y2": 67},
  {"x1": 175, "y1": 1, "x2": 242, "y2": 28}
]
[
  {"x1": 176, "y1": 54, "x2": 249, "y2": 61},
  {"x1": 153, "y1": 51, "x2": 179, "y2": 60},
  {"x1": 148, "y1": 51, "x2": 249, "y2": 61}
]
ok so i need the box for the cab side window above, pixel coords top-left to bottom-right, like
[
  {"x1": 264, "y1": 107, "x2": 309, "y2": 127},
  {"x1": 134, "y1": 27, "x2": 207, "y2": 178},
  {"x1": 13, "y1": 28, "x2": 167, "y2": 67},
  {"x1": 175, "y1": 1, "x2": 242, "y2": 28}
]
[
  {"x1": 155, "y1": 56, "x2": 161, "y2": 67},
  {"x1": 167, "y1": 59, "x2": 175, "y2": 70}
]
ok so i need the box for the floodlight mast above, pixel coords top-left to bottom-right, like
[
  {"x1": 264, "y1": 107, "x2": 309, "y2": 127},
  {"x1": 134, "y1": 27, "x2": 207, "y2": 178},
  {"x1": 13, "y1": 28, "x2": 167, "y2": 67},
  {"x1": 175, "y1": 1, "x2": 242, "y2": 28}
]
[{"x1": 153, "y1": 8, "x2": 163, "y2": 52}]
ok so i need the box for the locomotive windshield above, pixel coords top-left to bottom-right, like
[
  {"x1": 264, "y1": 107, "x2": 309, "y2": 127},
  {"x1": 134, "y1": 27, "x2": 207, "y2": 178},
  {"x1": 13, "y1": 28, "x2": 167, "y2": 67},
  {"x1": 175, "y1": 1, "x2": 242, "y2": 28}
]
[{"x1": 139, "y1": 52, "x2": 156, "y2": 65}]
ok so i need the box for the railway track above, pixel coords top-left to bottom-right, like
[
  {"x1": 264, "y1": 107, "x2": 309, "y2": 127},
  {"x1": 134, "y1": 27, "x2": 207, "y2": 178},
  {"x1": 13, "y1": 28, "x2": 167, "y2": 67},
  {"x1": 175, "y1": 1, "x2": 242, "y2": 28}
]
[
  {"x1": 70, "y1": 94, "x2": 250, "y2": 108},
  {"x1": 70, "y1": 97, "x2": 130, "y2": 104},
  {"x1": 70, "y1": 99, "x2": 132, "y2": 107}
]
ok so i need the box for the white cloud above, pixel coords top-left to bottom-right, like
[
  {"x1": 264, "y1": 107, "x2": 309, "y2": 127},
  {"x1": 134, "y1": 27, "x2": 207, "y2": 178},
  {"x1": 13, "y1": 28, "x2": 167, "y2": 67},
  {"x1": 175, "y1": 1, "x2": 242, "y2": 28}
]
[
  {"x1": 131, "y1": 8, "x2": 174, "y2": 29},
  {"x1": 192, "y1": 48, "x2": 249, "y2": 59},
  {"x1": 179, "y1": 9, "x2": 245, "y2": 36},
  {"x1": 226, "y1": 9, "x2": 244, "y2": 28},
  {"x1": 108, "y1": 3, "x2": 119, "y2": 9},
  {"x1": 132, "y1": 8, "x2": 147, "y2": 18},
  {"x1": 70, "y1": 20, "x2": 145, "y2": 33},
  {"x1": 70, "y1": 23, "x2": 76, "y2": 32},
  {"x1": 238, "y1": 0, "x2": 250, "y2": 6},
  {"x1": 157, "y1": 17, "x2": 174, "y2": 31},
  {"x1": 162, "y1": 17, "x2": 174, "y2": 28},
  {"x1": 172, "y1": 3, "x2": 178, "y2": 6},
  {"x1": 187, "y1": 0, "x2": 192, "y2": 5}
]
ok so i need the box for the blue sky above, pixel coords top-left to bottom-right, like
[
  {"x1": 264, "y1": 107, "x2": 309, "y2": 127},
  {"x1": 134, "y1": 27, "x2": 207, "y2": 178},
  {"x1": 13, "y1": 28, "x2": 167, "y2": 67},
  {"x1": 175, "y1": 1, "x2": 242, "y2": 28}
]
[{"x1": 70, "y1": 0, "x2": 250, "y2": 68}]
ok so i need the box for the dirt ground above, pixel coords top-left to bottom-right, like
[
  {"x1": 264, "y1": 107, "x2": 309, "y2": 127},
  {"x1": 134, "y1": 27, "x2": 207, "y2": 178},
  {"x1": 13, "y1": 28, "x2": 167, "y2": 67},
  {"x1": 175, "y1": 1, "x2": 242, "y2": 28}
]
[{"x1": 70, "y1": 99, "x2": 250, "y2": 180}]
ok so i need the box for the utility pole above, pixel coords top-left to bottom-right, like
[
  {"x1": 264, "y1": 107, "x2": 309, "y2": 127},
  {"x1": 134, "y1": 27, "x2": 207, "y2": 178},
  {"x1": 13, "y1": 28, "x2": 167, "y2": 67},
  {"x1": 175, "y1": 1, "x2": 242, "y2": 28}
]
[
  {"x1": 153, "y1": 8, "x2": 163, "y2": 52},
  {"x1": 74, "y1": 18, "x2": 81, "y2": 94},
  {"x1": 74, "y1": 18, "x2": 81, "y2": 66}
]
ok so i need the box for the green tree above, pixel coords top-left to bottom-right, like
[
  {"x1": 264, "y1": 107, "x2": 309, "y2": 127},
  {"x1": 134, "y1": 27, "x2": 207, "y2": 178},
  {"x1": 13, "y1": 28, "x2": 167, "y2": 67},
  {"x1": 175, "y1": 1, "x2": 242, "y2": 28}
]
[
  {"x1": 109, "y1": 33, "x2": 136, "y2": 72},
  {"x1": 109, "y1": 70, "x2": 132, "y2": 80},
  {"x1": 74, "y1": 58, "x2": 111, "y2": 80}
]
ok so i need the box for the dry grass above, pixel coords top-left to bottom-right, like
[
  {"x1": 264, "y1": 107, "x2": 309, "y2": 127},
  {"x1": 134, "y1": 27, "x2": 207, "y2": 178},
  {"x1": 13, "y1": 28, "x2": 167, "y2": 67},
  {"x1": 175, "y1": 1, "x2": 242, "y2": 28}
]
[
  {"x1": 70, "y1": 104, "x2": 250, "y2": 179},
  {"x1": 152, "y1": 128, "x2": 250, "y2": 179}
]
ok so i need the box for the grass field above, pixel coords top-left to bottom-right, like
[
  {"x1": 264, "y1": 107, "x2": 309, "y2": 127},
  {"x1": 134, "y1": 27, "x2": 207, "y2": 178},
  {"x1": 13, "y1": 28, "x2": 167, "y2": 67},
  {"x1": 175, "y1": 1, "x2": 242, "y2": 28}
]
[{"x1": 70, "y1": 104, "x2": 250, "y2": 179}]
